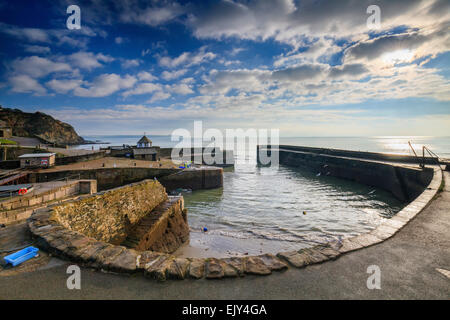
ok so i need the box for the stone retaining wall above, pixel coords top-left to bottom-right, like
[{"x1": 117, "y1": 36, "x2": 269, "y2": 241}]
[
  {"x1": 51, "y1": 179, "x2": 167, "y2": 244},
  {"x1": 0, "y1": 180, "x2": 97, "y2": 225},
  {"x1": 55, "y1": 151, "x2": 106, "y2": 165},
  {"x1": 159, "y1": 167, "x2": 223, "y2": 191},
  {"x1": 29, "y1": 167, "x2": 179, "y2": 191},
  {"x1": 29, "y1": 167, "x2": 223, "y2": 193}
]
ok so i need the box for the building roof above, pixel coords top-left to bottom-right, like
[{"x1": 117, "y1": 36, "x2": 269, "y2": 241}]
[
  {"x1": 133, "y1": 148, "x2": 156, "y2": 155},
  {"x1": 137, "y1": 135, "x2": 152, "y2": 144},
  {"x1": 19, "y1": 153, "x2": 56, "y2": 158}
]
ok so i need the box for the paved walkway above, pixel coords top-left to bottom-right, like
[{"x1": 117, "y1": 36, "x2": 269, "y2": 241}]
[{"x1": 0, "y1": 173, "x2": 449, "y2": 299}]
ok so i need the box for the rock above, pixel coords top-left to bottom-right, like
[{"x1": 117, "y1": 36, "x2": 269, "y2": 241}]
[
  {"x1": 47, "y1": 234, "x2": 72, "y2": 255},
  {"x1": 244, "y1": 257, "x2": 271, "y2": 276},
  {"x1": 277, "y1": 251, "x2": 311, "y2": 268},
  {"x1": 205, "y1": 258, "x2": 224, "y2": 279},
  {"x1": 63, "y1": 235, "x2": 94, "y2": 260},
  {"x1": 136, "y1": 251, "x2": 161, "y2": 270},
  {"x1": 188, "y1": 258, "x2": 205, "y2": 279},
  {"x1": 218, "y1": 259, "x2": 240, "y2": 278},
  {"x1": 351, "y1": 234, "x2": 382, "y2": 247},
  {"x1": 144, "y1": 255, "x2": 171, "y2": 281},
  {"x1": 370, "y1": 227, "x2": 394, "y2": 241},
  {"x1": 221, "y1": 257, "x2": 245, "y2": 277},
  {"x1": 91, "y1": 245, "x2": 125, "y2": 268},
  {"x1": 326, "y1": 240, "x2": 343, "y2": 251},
  {"x1": 32, "y1": 224, "x2": 64, "y2": 237},
  {"x1": 0, "y1": 107, "x2": 85, "y2": 145},
  {"x1": 166, "y1": 258, "x2": 190, "y2": 280},
  {"x1": 257, "y1": 253, "x2": 288, "y2": 271},
  {"x1": 77, "y1": 242, "x2": 111, "y2": 263},
  {"x1": 106, "y1": 249, "x2": 139, "y2": 273},
  {"x1": 312, "y1": 245, "x2": 340, "y2": 260},
  {"x1": 338, "y1": 238, "x2": 364, "y2": 254},
  {"x1": 301, "y1": 248, "x2": 329, "y2": 264}
]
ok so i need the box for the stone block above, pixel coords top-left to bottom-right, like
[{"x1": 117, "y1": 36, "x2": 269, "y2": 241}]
[
  {"x1": 257, "y1": 253, "x2": 288, "y2": 271},
  {"x1": 106, "y1": 249, "x2": 139, "y2": 273},
  {"x1": 77, "y1": 242, "x2": 111, "y2": 263},
  {"x1": 188, "y1": 258, "x2": 205, "y2": 279},
  {"x1": 338, "y1": 237, "x2": 364, "y2": 253},
  {"x1": 311, "y1": 245, "x2": 340, "y2": 260},
  {"x1": 166, "y1": 258, "x2": 190, "y2": 280},
  {"x1": 92, "y1": 245, "x2": 125, "y2": 268},
  {"x1": 220, "y1": 257, "x2": 245, "y2": 276},
  {"x1": 301, "y1": 248, "x2": 329, "y2": 264},
  {"x1": 136, "y1": 251, "x2": 161, "y2": 270},
  {"x1": 277, "y1": 251, "x2": 311, "y2": 268},
  {"x1": 205, "y1": 258, "x2": 224, "y2": 279},
  {"x1": 244, "y1": 257, "x2": 272, "y2": 275},
  {"x1": 145, "y1": 256, "x2": 172, "y2": 281}
]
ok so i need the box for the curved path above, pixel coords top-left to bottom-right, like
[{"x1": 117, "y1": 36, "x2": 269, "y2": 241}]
[{"x1": 1, "y1": 172, "x2": 449, "y2": 299}]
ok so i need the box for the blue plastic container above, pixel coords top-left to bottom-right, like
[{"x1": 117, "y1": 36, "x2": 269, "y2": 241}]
[{"x1": 3, "y1": 246, "x2": 39, "y2": 267}]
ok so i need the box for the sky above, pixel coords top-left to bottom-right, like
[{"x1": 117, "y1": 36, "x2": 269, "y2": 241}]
[{"x1": 0, "y1": 0, "x2": 449, "y2": 137}]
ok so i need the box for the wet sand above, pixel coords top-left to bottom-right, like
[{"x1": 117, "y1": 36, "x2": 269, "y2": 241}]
[{"x1": 173, "y1": 231, "x2": 309, "y2": 258}]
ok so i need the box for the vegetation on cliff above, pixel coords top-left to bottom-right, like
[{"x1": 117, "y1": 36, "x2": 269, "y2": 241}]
[{"x1": 0, "y1": 106, "x2": 85, "y2": 145}]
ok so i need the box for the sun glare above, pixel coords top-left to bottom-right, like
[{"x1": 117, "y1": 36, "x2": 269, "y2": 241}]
[{"x1": 382, "y1": 49, "x2": 414, "y2": 65}]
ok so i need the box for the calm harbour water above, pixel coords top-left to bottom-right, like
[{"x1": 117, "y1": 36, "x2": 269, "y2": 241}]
[{"x1": 75, "y1": 135, "x2": 448, "y2": 254}]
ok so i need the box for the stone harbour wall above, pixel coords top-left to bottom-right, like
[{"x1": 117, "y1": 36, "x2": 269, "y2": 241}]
[
  {"x1": 51, "y1": 179, "x2": 167, "y2": 244},
  {"x1": 0, "y1": 180, "x2": 97, "y2": 225},
  {"x1": 276, "y1": 145, "x2": 440, "y2": 165},
  {"x1": 274, "y1": 148, "x2": 433, "y2": 202},
  {"x1": 55, "y1": 151, "x2": 106, "y2": 166},
  {"x1": 159, "y1": 167, "x2": 223, "y2": 192},
  {"x1": 29, "y1": 167, "x2": 179, "y2": 191}
]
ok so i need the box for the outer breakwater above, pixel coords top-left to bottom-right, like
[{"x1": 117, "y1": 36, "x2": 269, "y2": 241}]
[{"x1": 257, "y1": 145, "x2": 434, "y2": 202}]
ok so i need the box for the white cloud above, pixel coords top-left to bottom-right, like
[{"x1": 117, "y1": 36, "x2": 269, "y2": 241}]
[
  {"x1": 167, "y1": 83, "x2": 194, "y2": 95},
  {"x1": 158, "y1": 47, "x2": 216, "y2": 68},
  {"x1": 161, "y1": 69, "x2": 188, "y2": 80},
  {"x1": 46, "y1": 79, "x2": 84, "y2": 94},
  {"x1": 187, "y1": 0, "x2": 447, "y2": 47},
  {"x1": 147, "y1": 91, "x2": 171, "y2": 103},
  {"x1": 122, "y1": 82, "x2": 162, "y2": 97},
  {"x1": 137, "y1": 71, "x2": 158, "y2": 81},
  {"x1": 121, "y1": 59, "x2": 142, "y2": 68},
  {"x1": 11, "y1": 56, "x2": 72, "y2": 78},
  {"x1": 119, "y1": 2, "x2": 185, "y2": 26},
  {"x1": 1, "y1": 23, "x2": 51, "y2": 42},
  {"x1": 68, "y1": 52, "x2": 114, "y2": 70},
  {"x1": 0, "y1": 23, "x2": 105, "y2": 49},
  {"x1": 73, "y1": 74, "x2": 137, "y2": 97},
  {"x1": 9, "y1": 75, "x2": 47, "y2": 95}
]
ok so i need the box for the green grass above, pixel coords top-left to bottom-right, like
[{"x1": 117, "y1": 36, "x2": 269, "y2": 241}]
[{"x1": 0, "y1": 139, "x2": 17, "y2": 145}]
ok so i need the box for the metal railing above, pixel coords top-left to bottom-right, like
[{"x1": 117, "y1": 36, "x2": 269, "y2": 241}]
[{"x1": 408, "y1": 141, "x2": 443, "y2": 170}]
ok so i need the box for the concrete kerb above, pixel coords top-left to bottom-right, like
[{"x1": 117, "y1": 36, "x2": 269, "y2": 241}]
[{"x1": 26, "y1": 167, "x2": 443, "y2": 281}]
